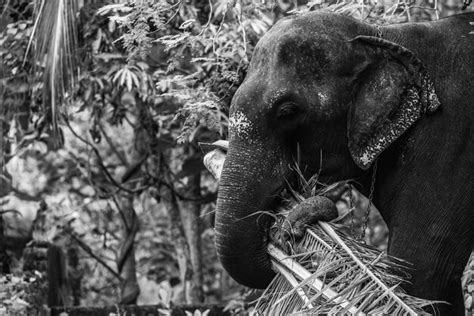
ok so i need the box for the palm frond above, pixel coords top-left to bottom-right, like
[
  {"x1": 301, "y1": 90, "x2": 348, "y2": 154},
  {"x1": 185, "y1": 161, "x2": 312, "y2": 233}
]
[
  {"x1": 28, "y1": 0, "x2": 79, "y2": 147},
  {"x1": 256, "y1": 175, "x2": 440, "y2": 315}
]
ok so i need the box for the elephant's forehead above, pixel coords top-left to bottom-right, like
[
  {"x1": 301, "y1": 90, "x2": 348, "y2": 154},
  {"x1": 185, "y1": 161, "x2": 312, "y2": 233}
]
[
  {"x1": 228, "y1": 13, "x2": 352, "y2": 134},
  {"x1": 250, "y1": 20, "x2": 341, "y2": 80}
]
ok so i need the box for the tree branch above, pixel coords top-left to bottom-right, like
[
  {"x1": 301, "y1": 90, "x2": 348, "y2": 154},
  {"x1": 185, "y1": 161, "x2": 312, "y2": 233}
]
[
  {"x1": 64, "y1": 117, "x2": 146, "y2": 194},
  {"x1": 98, "y1": 123, "x2": 129, "y2": 167},
  {"x1": 65, "y1": 230, "x2": 122, "y2": 282}
]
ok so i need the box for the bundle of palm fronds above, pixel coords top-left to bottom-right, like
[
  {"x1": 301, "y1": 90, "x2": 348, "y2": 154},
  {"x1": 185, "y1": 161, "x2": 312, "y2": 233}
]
[
  {"x1": 201, "y1": 143, "x2": 437, "y2": 315},
  {"x1": 256, "y1": 173, "x2": 436, "y2": 315}
]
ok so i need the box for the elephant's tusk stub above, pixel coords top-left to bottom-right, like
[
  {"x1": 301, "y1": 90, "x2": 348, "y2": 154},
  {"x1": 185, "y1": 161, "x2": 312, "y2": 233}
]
[
  {"x1": 199, "y1": 140, "x2": 229, "y2": 154},
  {"x1": 203, "y1": 149, "x2": 226, "y2": 181}
]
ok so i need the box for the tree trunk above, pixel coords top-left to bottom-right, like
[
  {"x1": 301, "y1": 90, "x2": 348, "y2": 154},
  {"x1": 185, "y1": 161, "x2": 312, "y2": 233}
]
[
  {"x1": 117, "y1": 192, "x2": 140, "y2": 305},
  {"x1": 180, "y1": 171, "x2": 204, "y2": 303},
  {"x1": 159, "y1": 181, "x2": 196, "y2": 304},
  {"x1": 67, "y1": 242, "x2": 83, "y2": 306},
  {"x1": 0, "y1": 212, "x2": 8, "y2": 274}
]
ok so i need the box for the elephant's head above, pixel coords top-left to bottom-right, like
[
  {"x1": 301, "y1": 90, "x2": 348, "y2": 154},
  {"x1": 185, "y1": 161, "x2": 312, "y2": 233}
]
[{"x1": 215, "y1": 12, "x2": 440, "y2": 288}]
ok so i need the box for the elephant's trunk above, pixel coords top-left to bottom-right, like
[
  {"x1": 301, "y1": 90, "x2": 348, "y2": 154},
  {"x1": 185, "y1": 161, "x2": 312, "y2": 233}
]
[{"x1": 214, "y1": 147, "x2": 279, "y2": 288}]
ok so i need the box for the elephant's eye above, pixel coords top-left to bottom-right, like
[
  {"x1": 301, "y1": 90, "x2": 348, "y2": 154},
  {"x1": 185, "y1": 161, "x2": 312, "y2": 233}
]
[{"x1": 276, "y1": 102, "x2": 301, "y2": 119}]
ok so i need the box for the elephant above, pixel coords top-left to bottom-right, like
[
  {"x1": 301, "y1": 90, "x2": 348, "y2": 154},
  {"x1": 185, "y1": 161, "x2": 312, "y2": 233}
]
[{"x1": 213, "y1": 10, "x2": 474, "y2": 315}]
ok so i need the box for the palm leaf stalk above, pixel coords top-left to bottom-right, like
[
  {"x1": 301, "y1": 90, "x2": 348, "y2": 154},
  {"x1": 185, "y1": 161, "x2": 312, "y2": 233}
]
[
  {"x1": 27, "y1": 0, "x2": 79, "y2": 148},
  {"x1": 202, "y1": 143, "x2": 440, "y2": 315}
]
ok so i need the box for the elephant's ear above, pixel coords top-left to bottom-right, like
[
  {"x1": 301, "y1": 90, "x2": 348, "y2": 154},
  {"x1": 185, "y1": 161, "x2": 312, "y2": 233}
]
[{"x1": 347, "y1": 36, "x2": 441, "y2": 170}]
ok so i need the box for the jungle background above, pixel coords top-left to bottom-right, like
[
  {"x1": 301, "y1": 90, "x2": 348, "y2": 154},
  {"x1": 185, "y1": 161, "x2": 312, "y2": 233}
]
[{"x1": 1, "y1": 0, "x2": 473, "y2": 314}]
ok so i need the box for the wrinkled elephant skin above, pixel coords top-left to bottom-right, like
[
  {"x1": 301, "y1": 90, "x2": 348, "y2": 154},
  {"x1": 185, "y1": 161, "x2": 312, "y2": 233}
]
[{"x1": 214, "y1": 11, "x2": 474, "y2": 314}]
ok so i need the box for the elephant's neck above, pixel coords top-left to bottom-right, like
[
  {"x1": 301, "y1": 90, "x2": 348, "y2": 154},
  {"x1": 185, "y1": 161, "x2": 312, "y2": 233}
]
[
  {"x1": 373, "y1": 120, "x2": 474, "y2": 232},
  {"x1": 378, "y1": 23, "x2": 432, "y2": 64}
]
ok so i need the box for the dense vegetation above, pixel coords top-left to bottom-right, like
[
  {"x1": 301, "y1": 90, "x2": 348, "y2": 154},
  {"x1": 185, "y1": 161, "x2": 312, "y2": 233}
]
[{"x1": 0, "y1": 0, "x2": 471, "y2": 313}]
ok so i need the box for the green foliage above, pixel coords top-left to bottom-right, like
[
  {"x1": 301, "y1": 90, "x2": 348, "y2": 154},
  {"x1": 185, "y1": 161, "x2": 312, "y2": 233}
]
[
  {"x1": 0, "y1": 272, "x2": 48, "y2": 315},
  {"x1": 0, "y1": 19, "x2": 34, "y2": 157},
  {"x1": 98, "y1": 0, "x2": 276, "y2": 143},
  {"x1": 30, "y1": 0, "x2": 79, "y2": 147}
]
